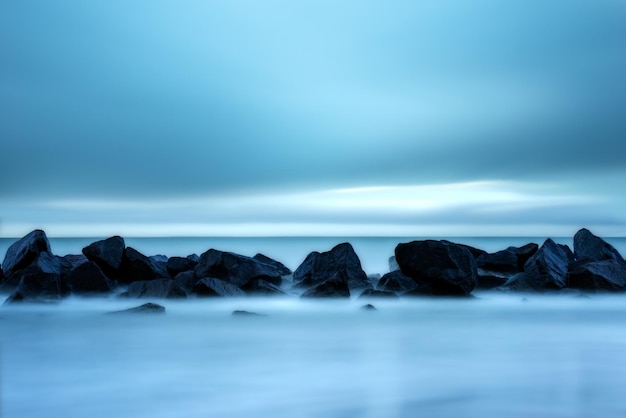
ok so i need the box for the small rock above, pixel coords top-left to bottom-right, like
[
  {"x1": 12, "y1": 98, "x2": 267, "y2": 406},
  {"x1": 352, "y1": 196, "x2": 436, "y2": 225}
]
[
  {"x1": 232, "y1": 310, "x2": 266, "y2": 317},
  {"x1": 360, "y1": 304, "x2": 376, "y2": 311},
  {"x1": 109, "y1": 303, "x2": 165, "y2": 314}
]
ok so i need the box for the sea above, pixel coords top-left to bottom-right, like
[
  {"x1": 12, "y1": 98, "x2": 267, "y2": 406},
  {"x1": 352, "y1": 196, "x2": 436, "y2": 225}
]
[{"x1": 2, "y1": 236, "x2": 626, "y2": 418}]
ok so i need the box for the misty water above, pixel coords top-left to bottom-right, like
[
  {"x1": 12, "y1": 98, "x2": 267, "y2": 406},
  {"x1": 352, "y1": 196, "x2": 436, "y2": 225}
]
[{"x1": 3, "y1": 237, "x2": 626, "y2": 417}]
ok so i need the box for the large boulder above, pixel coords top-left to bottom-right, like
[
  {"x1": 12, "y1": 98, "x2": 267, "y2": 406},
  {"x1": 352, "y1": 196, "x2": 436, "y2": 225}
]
[
  {"x1": 293, "y1": 243, "x2": 370, "y2": 291},
  {"x1": 5, "y1": 252, "x2": 68, "y2": 302},
  {"x1": 568, "y1": 260, "x2": 626, "y2": 291},
  {"x1": 194, "y1": 250, "x2": 283, "y2": 287},
  {"x1": 574, "y1": 228, "x2": 625, "y2": 264},
  {"x1": 2, "y1": 230, "x2": 51, "y2": 277},
  {"x1": 377, "y1": 270, "x2": 419, "y2": 293},
  {"x1": 503, "y1": 239, "x2": 569, "y2": 291},
  {"x1": 166, "y1": 256, "x2": 199, "y2": 276},
  {"x1": 127, "y1": 279, "x2": 186, "y2": 299},
  {"x1": 82, "y1": 236, "x2": 125, "y2": 275},
  {"x1": 253, "y1": 253, "x2": 292, "y2": 276},
  {"x1": 395, "y1": 240, "x2": 477, "y2": 295},
  {"x1": 476, "y1": 243, "x2": 539, "y2": 273},
  {"x1": 240, "y1": 278, "x2": 286, "y2": 296},
  {"x1": 58, "y1": 254, "x2": 88, "y2": 280},
  {"x1": 300, "y1": 270, "x2": 351, "y2": 298},
  {"x1": 64, "y1": 261, "x2": 113, "y2": 294},
  {"x1": 174, "y1": 270, "x2": 198, "y2": 293},
  {"x1": 119, "y1": 247, "x2": 169, "y2": 283},
  {"x1": 193, "y1": 277, "x2": 246, "y2": 297}
]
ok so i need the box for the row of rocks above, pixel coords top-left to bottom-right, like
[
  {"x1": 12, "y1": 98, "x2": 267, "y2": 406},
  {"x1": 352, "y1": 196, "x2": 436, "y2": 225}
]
[{"x1": 1, "y1": 228, "x2": 625, "y2": 303}]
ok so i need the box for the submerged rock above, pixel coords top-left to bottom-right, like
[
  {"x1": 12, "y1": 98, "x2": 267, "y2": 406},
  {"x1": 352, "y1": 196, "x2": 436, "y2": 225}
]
[
  {"x1": 360, "y1": 304, "x2": 377, "y2": 311},
  {"x1": 193, "y1": 278, "x2": 246, "y2": 297},
  {"x1": 300, "y1": 270, "x2": 351, "y2": 298},
  {"x1": 109, "y1": 302, "x2": 165, "y2": 314},
  {"x1": 293, "y1": 243, "x2": 370, "y2": 291},
  {"x1": 2, "y1": 230, "x2": 51, "y2": 277},
  {"x1": 128, "y1": 279, "x2": 187, "y2": 299},
  {"x1": 64, "y1": 261, "x2": 113, "y2": 294},
  {"x1": 82, "y1": 236, "x2": 125, "y2": 275},
  {"x1": 232, "y1": 310, "x2": 267, "y2": 317},
  {"x1": 395, "y1": 240, "x2": 477, "y2": 295},
  {"x1": 194, "y1": 250, "x2": 284, "y2": 287}
]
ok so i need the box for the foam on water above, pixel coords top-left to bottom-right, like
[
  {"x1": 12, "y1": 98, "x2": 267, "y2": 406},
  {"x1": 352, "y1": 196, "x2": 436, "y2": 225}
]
[{"x1": 3, "y1": 294, "x2": 626, "y2": 418}]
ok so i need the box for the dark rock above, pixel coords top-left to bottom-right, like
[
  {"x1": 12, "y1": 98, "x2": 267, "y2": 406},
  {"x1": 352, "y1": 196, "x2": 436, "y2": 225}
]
[
  {"x1": 150, "y1": 255, "x2": 168, "y2": 263},
  {"x1": 360, "y1": 304, "x2": 376, "y2": 311},
  {"x1": 5, "y1": 252, "x2": 67, "y2": 302},
  {"x1": 120, "y1": 247, "x2": 169, "y2": 283},
  {"x1": 402, "y1": 286, "x2": 436, "y2": 296},
  {"x1": 195, "y1": 250, "x2": 284, "y2": 288},
  {"x1": 58, "y1": 254, "x2": 88, "y2": 280},
  {"x1": 109, "y1": 303, "x2": 165, "y2": 314},
  {"x1": 232, "y1": 310, "x2": 266, "y2": 317},
  {"x1": 166, "y1": 256, "x2": 199, "y2": 276},
  {"x1": 503, "y1": 239, "x2": 569, "y2": 291},
  {"x1": 559, "y1": 244, "x2": 576, "y2": 265},
  {"x1": 388, "y1": 256, "x2": 400, "y2": 272},
  {"x1": 2, "y1": 230, "x2": 51, "y2": 277},
  {"x1": 253, "y1": 253, "x2": 292, "y2": 275},
  {"x1": 187, "y1": 254, "x2": 200, "y2": 263},
  {"x1": 127, "y1": 279, "x2": 187, "y2": 299},
  {"x1": 293, "y1": 243, "x2": 370, "y2": 291},
  {"x1": 300, "y1": 270, "x2": 351, "y2": 298},
  {"x1": 82, "y1": 236, "x2": 125, "y2": 274},
  {"x1": 241, "y1": 278, "x2": 286, "y2": 296},
  {"x1": 568, "y1": 260, "x2": 626, "y2": 291},
  {"x1": 174, "y1": 270, "x2": 198, "y2": 293},
  {"x1": 452, "y1": 242, "x2": 488, "y2": 259},
  {"x1": 476, "y1": 243, "x2": 539, "y2": 273},
  {"x1": 574, "y1": 228, "x2": 625, "y2": 264},
  {"x1": 193, "y1": 278, "x2": 246, "y2": 297},
  {"x1": 377, "y1": 270, "x2": 418, "y2": 293},
  {"x1": 64, "y1": 261, "x2": 113, "y2": 294},
  {"x1": 358, "y1": 288, "x2": 398, "y2": 298},
  {"x1": 476, "y1": 272, "x2": 511, "y2": 289},
  {"x1": 395, "y1": 240, "x2": 477, "y2": 295}
]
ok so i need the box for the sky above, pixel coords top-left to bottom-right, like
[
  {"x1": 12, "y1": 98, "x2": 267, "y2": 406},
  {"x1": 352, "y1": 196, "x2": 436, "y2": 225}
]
[{"x1": 1, "y1": 0, "x2": 626, "y2": 237}]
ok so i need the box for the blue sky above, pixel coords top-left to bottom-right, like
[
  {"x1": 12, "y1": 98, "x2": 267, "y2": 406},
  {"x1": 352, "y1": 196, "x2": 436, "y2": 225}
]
[{"x1": 1, "y1": 0, "x2": 626, "y2": 237}]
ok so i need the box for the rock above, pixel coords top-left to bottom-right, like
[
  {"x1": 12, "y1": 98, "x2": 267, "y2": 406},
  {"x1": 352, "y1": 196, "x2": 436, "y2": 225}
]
[
  {"x1": 476, "y1": 272, "x2": 511, "y2": 289},
  {"x1": 395, "y1": 240, "x2": 477, "y2": 295},
  {"x1": 174, "y1": 270, "x2": 198, "y2": 293},
  {"x1": 194, "y1": 250, "x2": 284, "y2": 287},
  {"x1": 232, "y1": 310, "x2": 266, "y2": 316},
  {"x1": 109, "y1": 303, "x2": 165, "y2": 314},
  {"x1": 58, "y1": 254, "x2": 88, "y2": 280},
  {"x1": 503, "y1": 239, "x2": 569, "y2": 291},
  {"x1": 127, "y1": 279, "x2": 186, "y2": 299},
  {"x1": 2, "y1": 230, "x2": 51, "y2": 277},
  {"x1": 300, "y1": 270, "x2": 351, "y2": 298},
  {"x1": 388, "y1": 256, "x2": 400, "y2": 272},
  {"x1": 452, "y1": 242, "x2": 488, "y2": 259},
  {"x1": 193, "y1": 278, "x2": 246, "y2": 297},
  {"x1": 150, "y1": 255, "x2": 168, "y2": 263},
  {"x1": 377, "y1": 270, "x2": 419, "y2": 293},
  {"x1": 293, "y1": 243, "x2": 370, "y2": 291},
  {"x1": 5, "y1": 252, "x2": 67, "y2": 302},
  {"x1": 166, "y1": 256, "x2": 198, "y2": 276},
  {"x1": 120, "y1": 247, "x2": 169, "y2": 283},
  {"x1": 187, "y1": 254, "x2": 200, "y2": 263},
  {"x1": 574, "y1": 228, "x2": 625, "y2": 264},
  {"x1": 568, "y1": 260, "x2": 626, "y2": 291},
  {"x1": 64, "y1": 261, "x2": 113, "y2": 294},
  {"x1": 253, "y1": 253, "x2": 292, "y2": 275},
  {"x1": 476, "y1": 243, "x2": 539, "y2": 273},
  {"x1": 360, "y1": 304, "x2": 376, "y2": 311},
  {"x1": 82, "y1": 236, "x2": 125, "y2": 274},
  {"x1": 240, "y1": 278, "x2": 286, "y2": 296},
  {"x1": 358, "y1": 288, "x2": 398, "y2": 298}
]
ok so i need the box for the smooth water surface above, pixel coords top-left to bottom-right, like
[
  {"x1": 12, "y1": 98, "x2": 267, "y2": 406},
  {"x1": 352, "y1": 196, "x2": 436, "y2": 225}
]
[{"x1": 2, "y1": 294, "x2": 626, "y2": 418}]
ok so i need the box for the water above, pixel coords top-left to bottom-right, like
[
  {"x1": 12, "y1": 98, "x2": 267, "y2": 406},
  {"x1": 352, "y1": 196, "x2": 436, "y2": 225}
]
[
  {"x1": 2, "y1": 236, "x2": 626, "y2": 276},
  {"x1": 3, "y1": 295, "x2": 626, "y2": 418}
]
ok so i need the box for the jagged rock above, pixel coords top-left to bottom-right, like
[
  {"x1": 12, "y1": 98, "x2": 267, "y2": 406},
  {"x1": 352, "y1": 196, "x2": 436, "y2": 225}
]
[
  {"x1": 300, "y1": 270, "x2": 351, "y2": 298},
  {"x1": 2, "y1": 230, "x2": 51, "y2": 277},
  {"x1": 166, "y1": 256, "x2": 199, "y2": 276},
  {"x1": 82, "y1": 236, "x2": 125, "y2": 274},
  {"x1": 395, "y1": 240, "x2": 477, "y2": 295},
  {"x1": 452, "y1": 242, "x2": 488, "y2": 259},
  {"x1": 253, "y1": 253, "x2": 292, "y2": 275},
  {"x1": 559, "y1": 244, "x2": 576, "y2": 265},
  {"x1": 568, "y1": 260, "x2": 626, "y2": 291},
  {"x1": 293, "y1": 243, "x2": 370, "y2": 291},
  {"x1": 476, "y1": 272, "x2": 511, "y2": 289},
  {"x1": 476, "y1": 243, "x2": 539, "y2": 273},
  {"x1": 194, "y1": 250, "x2": 284, "y2": 287},
  {"x1": 193, "y1": 278, "x2": 246, "y2": 297},
  {"x1": 174, "y1": 270, "x2": 198, "y2": 293},
  {"x1": 58, "y1": 254, "x2": 88, "y2": 280},
  {"x1": 503, "y1": 239, "x2": 569, "y2": 291},
  {"x1": 358, "y1": 288, "x2": 398, "y2": 298},
  {"x1": 127, "y1": 279, "x2": 186, "y2": 298},
  {"x1": 574, "y1": 228, "x2": 625, "y2": 264},
  {"x1": 240, "y1": 278, "x2": 286, "y2": 296},
  {"x1": 377, "y1": 270, "x2": 418, "y2": 293},
  {"x1": 388, "y1": 256, "x2": 400, "y2": 272},
  {"x1": 5, "y1": 252, "x2": 67, "y2": 302},
  {"x1": 109, "y1": 303, "x2": 165, "y2": 314},
  {"x1": 232, "y1": 310, "x2": 266, "y2": 316},
  {"x1": 119, "y1": 247, "x2": 169, "y2": 283},
  {"x1": 64, "y1": 261, "x2": 113, "y2": 294}
]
